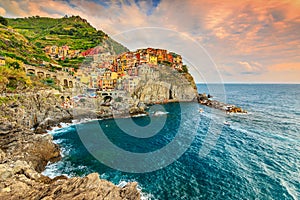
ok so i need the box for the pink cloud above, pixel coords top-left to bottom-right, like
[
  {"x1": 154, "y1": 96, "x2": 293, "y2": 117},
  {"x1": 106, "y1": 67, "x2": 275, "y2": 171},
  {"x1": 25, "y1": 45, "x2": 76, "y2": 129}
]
[
  {"x1": 0, "y1": 7, "x2": 5, "y2": 16},
  {"x1": 269, "y1": 62, "x2": 300, "y2": 72},
  {"x1": 1, "y1": 0, "x2": 300, "y2": 82}
]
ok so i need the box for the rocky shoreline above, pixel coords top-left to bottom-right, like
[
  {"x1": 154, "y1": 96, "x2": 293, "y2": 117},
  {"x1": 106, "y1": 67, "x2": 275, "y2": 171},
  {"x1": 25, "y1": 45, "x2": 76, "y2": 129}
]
[
  {"x1": 0, "y1": 91, "x2": 140, "y2": 200},
  {"x1": 0, "y1": 87, "x2": 247, "y2": 199}
]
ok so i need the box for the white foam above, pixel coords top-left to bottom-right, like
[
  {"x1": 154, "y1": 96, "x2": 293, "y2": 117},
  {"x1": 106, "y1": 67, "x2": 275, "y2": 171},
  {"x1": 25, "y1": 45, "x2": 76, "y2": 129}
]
[
  {"x1": 41, "y1": 161, "x2": 70, "y2": 178},
  {"x1": 136, "y1": 184, "x2": 155, "y2": 200},
  {"x1": 52, "y1": 138, "x2": 65, "y2": 144},
  {"x1": 117, "y1": 180, "x2": 128, "y2": 188},
  {"x1": 140, "y1": 192, "x2": 155, "y2": 200},
  {"x1": 132, "y1": 113, "x2": 148, "y2": 118},
  {"x1": 46, "y1": 117, "x2": 102, "y2": 135},
  {"x1": 152, "y1": 111, "x2": 169, "y2": 116},
  {"x1": 115, "y1": 180, "x2": 154, "y2": 200},
  {"x1": 280, "y1": 179, "x2": 298, "y2": 200}
]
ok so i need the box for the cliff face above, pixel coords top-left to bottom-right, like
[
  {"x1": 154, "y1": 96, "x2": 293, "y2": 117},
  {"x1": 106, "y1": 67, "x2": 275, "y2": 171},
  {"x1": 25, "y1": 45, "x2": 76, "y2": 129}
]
[
  {"x1": 0, "y1": 92, "x2": 140, "y2": 200},
  {"x1": 0, "y1": 90, "x2": 73, "y2": 134},
  {"x1": 0, "y1": 118, "x2": 61, "y2": 173},
  {"x1": 133, "y1": 65, "x2": 198, "y2": 103}
]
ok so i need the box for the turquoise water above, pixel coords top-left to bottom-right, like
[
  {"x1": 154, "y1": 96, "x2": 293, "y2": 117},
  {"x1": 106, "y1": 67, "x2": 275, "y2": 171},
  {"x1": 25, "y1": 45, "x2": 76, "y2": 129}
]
[{"x1": 44, "y1": 84, "x2": 300, "y2": 199}]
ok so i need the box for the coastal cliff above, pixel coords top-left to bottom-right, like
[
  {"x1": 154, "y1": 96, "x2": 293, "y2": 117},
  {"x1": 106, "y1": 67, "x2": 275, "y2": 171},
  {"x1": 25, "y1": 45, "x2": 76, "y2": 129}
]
[
  {"x1": 0, "y1": 92, "x2": 140, "y2": 200},
  {"x1": 0, "y1": 15, "x2": 245, "y2": 199},
  {"x1": 0, "y1": 66, "x2": 199, "y2": 198},
  {"x1": 133, "y1": 65, "x2": 197, "y2": 103}
]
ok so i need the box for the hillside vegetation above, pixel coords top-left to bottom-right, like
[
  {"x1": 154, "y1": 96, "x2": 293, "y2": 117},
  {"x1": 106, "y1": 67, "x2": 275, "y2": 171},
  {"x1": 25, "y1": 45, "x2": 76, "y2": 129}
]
[
  {"x1": 1, "y1": 15, "x2": 128, "y2": 68},
  {"x1": 0, "y1": 24, "x2": 48, "y2": 64},
  {"x1": 0, "y1": 57, "x2": 54, "y2": 94}
]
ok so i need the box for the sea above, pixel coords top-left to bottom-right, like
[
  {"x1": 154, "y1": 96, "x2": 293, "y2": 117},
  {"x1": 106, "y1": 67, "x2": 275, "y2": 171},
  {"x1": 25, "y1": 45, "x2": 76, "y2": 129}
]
[{"x1": 43, "y1": 84, "x2": 300, "y2": 200}]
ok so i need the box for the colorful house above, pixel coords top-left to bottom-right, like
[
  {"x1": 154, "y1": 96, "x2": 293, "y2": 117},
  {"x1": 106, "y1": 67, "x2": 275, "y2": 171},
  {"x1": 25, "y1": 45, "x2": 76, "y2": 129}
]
[
  {"x1": 157, "y1": 49, "x2": 167, "y2": 63},
  {"x1": 44, "y1": 46, "x2": 51, "y2": 54},
  {"x1": 98, "y1": 71, "x2": 118, "y2": 90},
  {"x1": 149, "y1": 55, "x2": 158, "y2": 65},
  {"x1": 0, "y1": 56, "x2": 5, "y2": 66},
  {"x1": 167, "y1": 53, "x2": 173, "y2": 63}
]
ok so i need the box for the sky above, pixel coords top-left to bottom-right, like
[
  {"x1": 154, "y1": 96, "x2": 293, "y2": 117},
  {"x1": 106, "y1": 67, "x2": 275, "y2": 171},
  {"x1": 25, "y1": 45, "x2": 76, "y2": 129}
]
[{"x1": 0, "y1": 0, "x2": 300, "y2": 83}]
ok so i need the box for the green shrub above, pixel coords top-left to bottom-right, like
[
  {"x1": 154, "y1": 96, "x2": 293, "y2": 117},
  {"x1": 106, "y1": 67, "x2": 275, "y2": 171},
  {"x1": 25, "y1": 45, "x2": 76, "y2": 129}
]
[{"x1": 0, "y1": 16, "x2": 8, "y2": 26}]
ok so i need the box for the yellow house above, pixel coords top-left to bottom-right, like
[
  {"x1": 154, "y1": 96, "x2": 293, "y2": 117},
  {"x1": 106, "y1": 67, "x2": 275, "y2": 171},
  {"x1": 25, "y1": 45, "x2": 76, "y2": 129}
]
[
  {"x1": 51, "y1": 46, "x2": 59, "y2": 55},
  {"x1": 99, "y1": 71, "x2": 118, "y2": 90},
  {"x1": 101, "y1": 79, "x2": 115, "y2": 90},
  {"x1": 0, "y1": 56, "x2": 5, "y2": 66},
  {"x1": 80, "y1": 75, "x2": 90, "y2": 85},
  {"x1": 111, "y1": 72, "x2": 118, "y2": 80},
  {"x1": 121, "y1": 53, "x2": 127, "y2": 71},
  {"x1": 149, "y1": 55, "x2": 157, "y2": 65}
]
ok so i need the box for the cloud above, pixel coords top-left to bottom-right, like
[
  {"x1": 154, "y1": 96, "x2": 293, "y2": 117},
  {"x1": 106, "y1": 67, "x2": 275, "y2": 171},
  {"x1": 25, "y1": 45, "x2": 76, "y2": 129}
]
[
  {"x1": 0, "y1": 0, "x2": 300, "y2": 82},
  {"x1": 219, "y1": 61, "x2": 265, "y2": 78},
  {"x1": 238, "y1": 61, "x2": 264, "y2": 74},
  {"x1": 0, "y1": 7, "x2": 5, "y2": 16},
  {"x1": 268, "y1": 62, "x2": 300, "y2": 72}
]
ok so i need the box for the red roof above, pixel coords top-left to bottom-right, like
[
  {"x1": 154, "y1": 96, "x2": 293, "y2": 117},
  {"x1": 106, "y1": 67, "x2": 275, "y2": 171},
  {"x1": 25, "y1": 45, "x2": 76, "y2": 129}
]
[{"x1": 81, "y1": 46, "x2": 103, "y2": 56}]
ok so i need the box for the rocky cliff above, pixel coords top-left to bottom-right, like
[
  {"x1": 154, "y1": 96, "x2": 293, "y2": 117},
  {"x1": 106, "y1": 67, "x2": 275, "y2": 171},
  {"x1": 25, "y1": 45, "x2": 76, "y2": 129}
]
[
  {"x1": 0, "y1": 91, "x2": 140, "y2": 200},
  {"x1": 0, "y1": 90, "x2": 73, "y2": 134},
  {"x1": 133, "y1": 64, "x2": 198, "y2": 103}
]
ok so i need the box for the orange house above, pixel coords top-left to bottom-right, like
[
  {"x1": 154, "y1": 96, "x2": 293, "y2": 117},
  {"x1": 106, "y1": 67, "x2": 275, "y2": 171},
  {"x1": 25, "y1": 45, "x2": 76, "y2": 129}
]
[{"x1": 167, "y1": 53, "x2": 173, "y2": 63}]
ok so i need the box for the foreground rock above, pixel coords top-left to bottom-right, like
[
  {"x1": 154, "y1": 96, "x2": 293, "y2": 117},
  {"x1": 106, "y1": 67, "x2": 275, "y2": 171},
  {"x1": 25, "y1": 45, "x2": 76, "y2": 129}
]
[
  {"x1": 0, "y1": 92, "x2": 140, "y2": 200},
  {"x1": 0, "y1": 164, "x2": 139, "y2": 200}
]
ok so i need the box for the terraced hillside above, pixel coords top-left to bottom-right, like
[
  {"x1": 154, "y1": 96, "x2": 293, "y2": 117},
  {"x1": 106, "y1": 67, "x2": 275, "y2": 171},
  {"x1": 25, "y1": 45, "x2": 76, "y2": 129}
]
[{"x1": 1, "y1": 15, "x2": 128, "y2": 67}]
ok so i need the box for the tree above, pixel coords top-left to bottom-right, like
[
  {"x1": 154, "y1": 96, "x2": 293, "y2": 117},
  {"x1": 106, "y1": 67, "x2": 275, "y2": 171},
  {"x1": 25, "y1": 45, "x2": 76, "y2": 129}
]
[
  {"x1": 43, "y1": 78, "x2": 54, "y2": 85},
  {"x1": 182, "y1": 65, "x2": 188, "y2": 73},
  {"x1": 0, "y1": 16, "x2": 8, "y2": 26},
  {"x1": 10, "y1": 61, "x2": 20, "y2": 70},
  {"x1": 5, "y1": 57, "x2": 23, "y2": 70},
  {"x1": 35, "y1": 42, "x2": 42, "y2": 48}
]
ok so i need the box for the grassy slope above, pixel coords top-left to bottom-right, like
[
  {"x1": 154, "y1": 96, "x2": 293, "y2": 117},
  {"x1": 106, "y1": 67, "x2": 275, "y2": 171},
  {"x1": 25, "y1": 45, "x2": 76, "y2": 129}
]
[
  {"x1": 7, "y1": 16, "x2": 128, "y2": 53},
  {"x1": 1, "y1": 16, "x2": 128, "y2": 67},
  {"x1": 0, "y1": 24, "x2": 49, "y2": 65},
  {"x1": 7, "y1": 16, "x2": 101, "y2": 49}
]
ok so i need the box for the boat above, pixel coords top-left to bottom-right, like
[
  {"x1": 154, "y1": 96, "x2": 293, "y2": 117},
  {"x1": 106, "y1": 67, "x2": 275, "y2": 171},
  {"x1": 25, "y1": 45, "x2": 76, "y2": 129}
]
[
  {"x1": 153, "y1": 111, "x2": 168, "y2": 116},
  {"x1": 223, "y1": 121, "x2": 230, "y2": 126},
  {"x1": 199, "y1": 108, "x2": 204, "y2": 113}
]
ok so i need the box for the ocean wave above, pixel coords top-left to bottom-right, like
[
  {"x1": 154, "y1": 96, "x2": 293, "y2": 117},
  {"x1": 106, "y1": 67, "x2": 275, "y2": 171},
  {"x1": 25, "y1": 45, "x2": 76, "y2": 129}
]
[
  {"x1": 135, "y1": 182, "x2": 155, "y2": 200},
  {"x1": 151, "y1": 111, "x2": 169, "y2": 116},
  {"x1": 41, "y1": 85, "x2": 300, "y2": 199},
  {"x1": 41, "y1": 161, "x2": 71, "y2": 179},
  {"x1": 132, "y1": 113, "x2": 148, "y2": 118},
  {"x1": 113, "y1": 179, "x2": 154, "y2": 199},
  {"x1": 280, "y1": 179, "x2": 298, "y2": 200},
  {"x1": 47, "y1": 118, "x2": 100, "y2": 134}
]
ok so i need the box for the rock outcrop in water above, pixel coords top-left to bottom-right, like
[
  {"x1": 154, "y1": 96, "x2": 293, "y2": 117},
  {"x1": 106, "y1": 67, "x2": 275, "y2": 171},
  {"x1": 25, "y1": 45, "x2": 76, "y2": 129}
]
[
  {"x1": 197, "y1": 93, "x2": 247, "y2": 113},
  {"x1": 0, "y1": 91, "x2": 140, "y2": 200}
]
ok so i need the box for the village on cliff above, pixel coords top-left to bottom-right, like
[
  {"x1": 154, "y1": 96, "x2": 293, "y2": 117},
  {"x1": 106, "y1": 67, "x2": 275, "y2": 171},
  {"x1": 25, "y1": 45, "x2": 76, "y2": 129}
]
[{"x1": 12, "y1": 46, "x2": 186, "y2": 94}]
